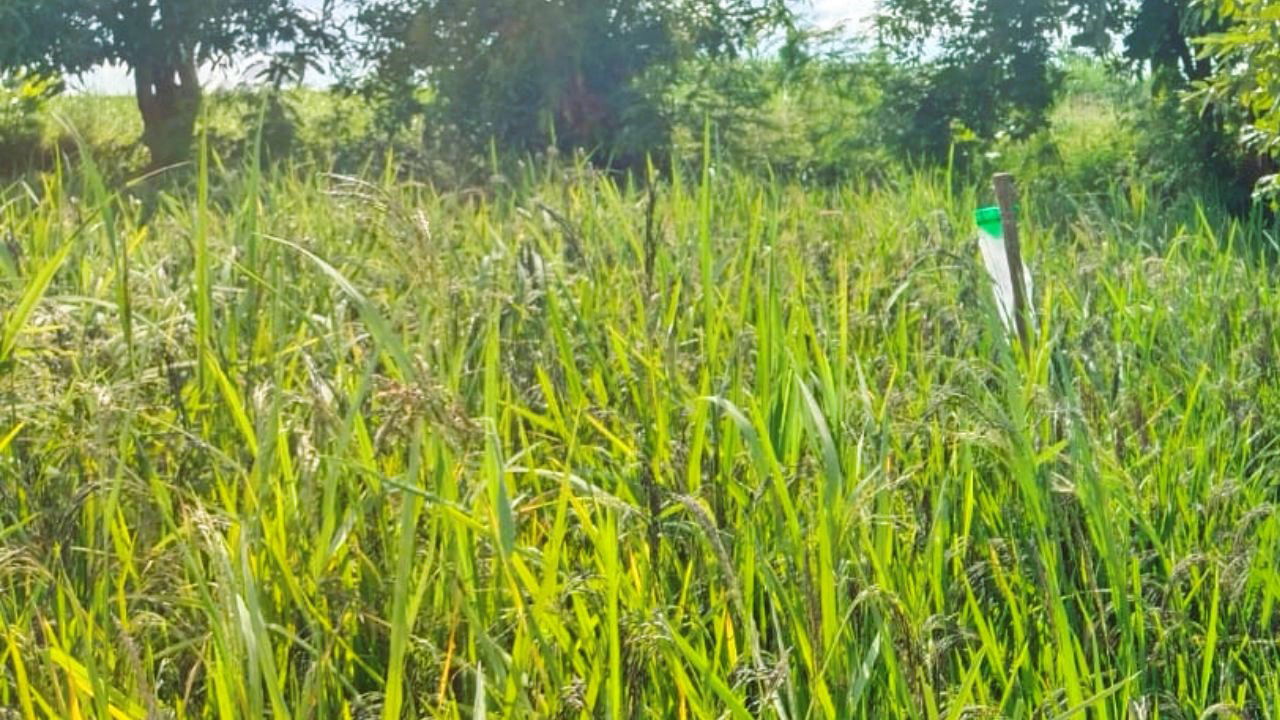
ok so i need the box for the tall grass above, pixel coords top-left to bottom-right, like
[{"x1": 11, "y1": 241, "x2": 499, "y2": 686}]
[{"x1": 1, "y1": 140, "x2": 1279, "y2": 719}]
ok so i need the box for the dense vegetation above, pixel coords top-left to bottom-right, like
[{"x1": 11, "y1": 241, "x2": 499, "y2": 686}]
[
  {"x1": 4, "y1": 122, "x2": 1280, "y2": 717},
  {"x1": 5, "y1": 0, "x2": 1280, "y2": 718},
  {"x1": 2, "y1": 0, "x2": 1280, "y2": 196},
  {"x1": 0, "y1": 0, "x2": 337, "y2": 166}
]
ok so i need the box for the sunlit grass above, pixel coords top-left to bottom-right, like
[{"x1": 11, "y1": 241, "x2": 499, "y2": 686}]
[{"x1": 1, "y1": 136, "x2": 1279, "y2": 719}]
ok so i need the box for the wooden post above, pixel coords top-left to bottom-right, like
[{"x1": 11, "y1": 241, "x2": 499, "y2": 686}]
[{"x1": 992, "y1": 173, "x2": 1030, "y2": 354}]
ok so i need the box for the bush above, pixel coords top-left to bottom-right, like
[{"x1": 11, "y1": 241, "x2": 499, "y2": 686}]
[
  {"x1": 352, "y1": 0, "x2": 792, "y2": 173},
  {"x1": 976, "y1": 57, "x2": 1259, "y2": 217},
  {"x1": 0, "y1": 71, "x2": 60, "y2": 173},
  {"x1": 668, "y1": 33, "x2": 898, "y2": 185}
]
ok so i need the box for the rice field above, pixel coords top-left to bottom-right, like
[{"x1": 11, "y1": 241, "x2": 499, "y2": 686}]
[{"x1": 2, "y1": 143, "x2": 1280, "y2": 718}]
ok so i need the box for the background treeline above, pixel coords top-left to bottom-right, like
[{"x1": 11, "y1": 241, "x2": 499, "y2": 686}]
[{"x1": 2, "y1": 0, "x2": 1279, "y2": 209}]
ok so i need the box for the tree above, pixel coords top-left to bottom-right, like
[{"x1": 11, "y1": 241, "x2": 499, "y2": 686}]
[
  {"x1": 0, "y1": 0, "x2": 338, "y2": 167},
  {"x1": 1122, "y1": 0, "x2": 1228, "y2": 86},
  {"x1": 872, "y1": 0, "x2": 1231, "y2": 159},
  {"x1": 874, "y1": 0, "x2": 1109, "y2": 159},
  {"x1": 1191, "y1": 0, "x2": 1280, "y2": 200},
  {"x1": 352, "y1": 0, "x2": 790, "y2": 169}
]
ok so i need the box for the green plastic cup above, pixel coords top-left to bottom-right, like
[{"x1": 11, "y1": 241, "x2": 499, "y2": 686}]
[{"x1": 974, "y1": 206, "x2": 1003, "y2": 238}]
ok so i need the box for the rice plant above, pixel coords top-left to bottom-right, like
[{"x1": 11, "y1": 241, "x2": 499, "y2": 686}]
[{"x1": 1, "y1": 141, "x2": 1278, "y2": 719}]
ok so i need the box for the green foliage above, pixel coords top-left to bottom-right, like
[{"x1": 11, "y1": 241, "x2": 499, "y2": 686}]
[
  {"x1": 1135, "y1": 90, "x2": 1260, "y2": 210},
  {"x1": 669, "y1": 46, "x2": 897, "y2": 184},
  {"x1": 995, "y1": 72, "x2": 1138, "y2": 198},
  {"x1": 1124, "y1": 0, "x2": 1221, "y2": 86},
  {"x1": 352, "y1": 0, "x2": 790, "y2": 169},
  {"x1": 1118, "y1": 0, "x2": 1261, "y2": 208},
  {"x1": 4, "y1": 133, "x2": 1280, "y2": 718},
  {"x1": 871, "y1": 0, "x2": 1243, "y2": 174},
  {"x1": 226, "y1": 90, "x2": 301, "y2": 165},
  {"x1": 0, "y1": 70, "x2": 60, "y2": 172},
  {"x1": 0, "y1": 0, "x2": 333, "y2": 75},
  {"x1": 875, "y1": 0, "x2": 1085, "y2": 159},
  {"x1": 1193, "y1": 0, "x2": 1280, "y2": 201},
  {"x1": 0, "y1": 0, "x2": 337, "y2": 165},
  {"x1": 988, "y1": 57, "x2": 1258, "y2": 215}
]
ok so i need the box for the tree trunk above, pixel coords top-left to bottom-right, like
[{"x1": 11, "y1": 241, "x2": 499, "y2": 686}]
[{"x1": 134, "y1": 50, "x2": 202, "y2": 169}]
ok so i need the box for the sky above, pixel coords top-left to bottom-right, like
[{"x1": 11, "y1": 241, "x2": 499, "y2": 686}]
[
  {"x1": 812, "y1": 0, "x2": 873, "y2": 28},
  {"x1": 72, "y1": 0, "x2": 874, "y2": 94}
]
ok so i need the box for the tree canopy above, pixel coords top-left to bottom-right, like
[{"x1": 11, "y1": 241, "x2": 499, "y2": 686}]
[
  {"x1": 1191, "y1": 0, "x2": 1280, "y2": 199},
  {"x1": 353, "y1": 0, "x2": 791, "y2": 169},
  {"x1": 0, "y1": 0, "x2": 337, "y2": 165},
  {"x1": 872, "y1": 0, "x2": 1236, "y2": 160}
]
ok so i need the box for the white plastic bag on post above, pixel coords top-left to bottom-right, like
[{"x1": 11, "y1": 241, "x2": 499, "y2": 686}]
[{"x1": 974, "y1": 205, "x2": 1035, "y2": 336}]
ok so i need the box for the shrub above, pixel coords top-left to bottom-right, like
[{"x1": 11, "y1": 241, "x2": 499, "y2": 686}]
[{"x1": 0, "y1": 71, "x2": 60, "y2": 173}]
